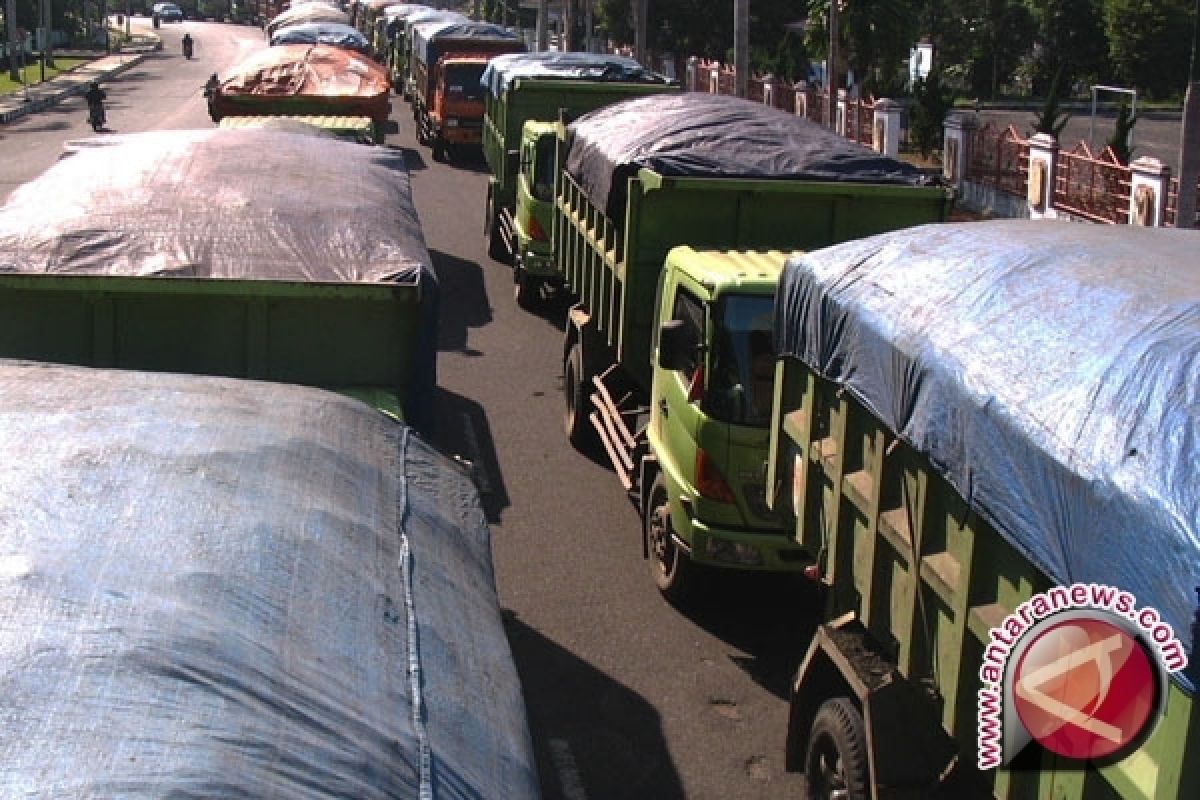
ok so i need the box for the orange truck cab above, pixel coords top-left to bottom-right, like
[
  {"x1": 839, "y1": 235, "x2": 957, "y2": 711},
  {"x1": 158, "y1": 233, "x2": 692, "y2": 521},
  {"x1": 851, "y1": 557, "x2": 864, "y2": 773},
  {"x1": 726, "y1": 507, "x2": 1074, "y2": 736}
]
[{"x1": 409, "y1": 19, "x2": 523, "y2": 161}]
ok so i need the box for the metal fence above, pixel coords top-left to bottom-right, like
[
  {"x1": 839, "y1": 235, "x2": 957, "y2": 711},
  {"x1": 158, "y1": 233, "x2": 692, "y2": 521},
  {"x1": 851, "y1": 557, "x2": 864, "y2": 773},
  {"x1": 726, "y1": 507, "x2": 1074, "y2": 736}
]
[
  {"x1": 1165, "y1": 176, "x2": 1200, "y2": 228},
  {"x1": 1053, "y1": 143, "x2": 1131, "y2": 225},
  {"x1": 966, "y1": 123, "x2": 1029, "y2": 196}
]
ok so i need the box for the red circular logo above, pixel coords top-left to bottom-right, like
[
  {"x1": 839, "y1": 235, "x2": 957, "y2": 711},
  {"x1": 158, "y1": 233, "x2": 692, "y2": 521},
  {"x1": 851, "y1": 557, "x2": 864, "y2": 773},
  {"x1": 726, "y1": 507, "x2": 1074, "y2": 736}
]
[{"x1": 1012, "y1": 617, "x2": 1157, "y2": 760}]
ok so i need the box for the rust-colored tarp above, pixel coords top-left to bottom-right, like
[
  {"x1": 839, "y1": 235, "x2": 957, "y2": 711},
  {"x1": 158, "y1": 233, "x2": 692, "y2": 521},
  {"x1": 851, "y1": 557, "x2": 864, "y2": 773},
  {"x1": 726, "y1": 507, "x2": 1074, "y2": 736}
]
[{"x1": 211, "y1": 45, "x2": 391, "y2": 123}]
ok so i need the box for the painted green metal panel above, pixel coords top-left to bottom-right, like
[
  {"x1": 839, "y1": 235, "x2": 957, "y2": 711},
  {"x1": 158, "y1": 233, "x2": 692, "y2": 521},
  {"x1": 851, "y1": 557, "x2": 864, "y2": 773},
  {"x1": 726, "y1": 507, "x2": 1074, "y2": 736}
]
[
  {"x1": 553, "y1": 163, "x2": 952, "y2": 393},
  {"x1": 771, "y1": 356, "x2": 1198, "y2": 799},
  {"x1": 0, "y1": 274, "x2": 419, "y2": 416}
]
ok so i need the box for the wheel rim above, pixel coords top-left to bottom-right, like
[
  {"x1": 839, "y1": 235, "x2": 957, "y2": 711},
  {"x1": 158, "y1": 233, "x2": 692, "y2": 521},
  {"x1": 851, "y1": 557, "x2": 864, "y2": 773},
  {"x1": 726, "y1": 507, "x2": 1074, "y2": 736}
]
[
  {"x1": 647, "y1": 493, "x2": 675, "y2": 579},
  {"x1": 809, "y1": 732, "x2": 849, "y2": 800}
]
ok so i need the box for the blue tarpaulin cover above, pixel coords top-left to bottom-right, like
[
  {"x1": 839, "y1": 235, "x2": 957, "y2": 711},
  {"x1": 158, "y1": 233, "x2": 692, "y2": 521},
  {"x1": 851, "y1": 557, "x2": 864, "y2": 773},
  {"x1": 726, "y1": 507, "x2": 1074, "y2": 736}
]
[
  {"x1": 774, "y1": 220, "x2": 1200, "y2": 692},
  {"x1": 565, "y1": 92, "x2": 936, "y2": 220},
  {"x1": 481, "y1": 51, "x2": 672, "y2": 98},
  {"x1": 0, "y1": 362, "x2": 541, "y2": 798},
  {"x1": 271, "y1": 22, "x2": 370, "y2": 53},
  {"x1": 0, "y1": 128, "x2": 437, "y2": 431}
]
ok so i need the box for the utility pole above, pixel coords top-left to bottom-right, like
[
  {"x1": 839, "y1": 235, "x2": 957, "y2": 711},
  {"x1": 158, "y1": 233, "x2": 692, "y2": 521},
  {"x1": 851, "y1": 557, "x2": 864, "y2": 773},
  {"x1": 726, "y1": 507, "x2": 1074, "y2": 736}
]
[
  {"x1": 828, "y1": 0, "x2": 839, "y2": 129},
  {"x1": 634, "y1": 0, "x2": 647, "y2": 65},
  {"x1": 536, "y1": 0, "x2": 547, "y2": 51},
  {"x1": 6, "y1": 0, "x2": 19, "y2": 81},
  {"x1": 734, "y1": 0, "x2": 747, "y2": 98},
  {"x1": 1177, "y1": 0, "x2": 1200, "y2": 228}
]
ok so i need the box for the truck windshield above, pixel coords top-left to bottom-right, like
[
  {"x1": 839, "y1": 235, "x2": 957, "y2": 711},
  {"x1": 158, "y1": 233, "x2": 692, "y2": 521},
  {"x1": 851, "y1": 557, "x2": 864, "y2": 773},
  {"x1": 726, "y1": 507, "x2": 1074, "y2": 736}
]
[
  {"x1": 445, "y1": 64, "x2": 486, "y2": 103},
  {"x1": 706, "y1": 295, "x2": 775, "y2": 427}
]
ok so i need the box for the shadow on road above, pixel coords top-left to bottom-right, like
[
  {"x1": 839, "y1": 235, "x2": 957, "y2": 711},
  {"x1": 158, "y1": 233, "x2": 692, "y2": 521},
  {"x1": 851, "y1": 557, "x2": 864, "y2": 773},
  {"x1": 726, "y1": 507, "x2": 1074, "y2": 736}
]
[
  {"x1": 503, "y1": 611, "x2": 687, "y2": 800},
  {"x1": 430, "y1": 247, "x2": 492, "y2": 354},
  {"x1": 427, "y1": 385, "x2": 510, "y2": 523},
  {"x1": 675, "y1": 571, "x2": 824, "y2": 701}
]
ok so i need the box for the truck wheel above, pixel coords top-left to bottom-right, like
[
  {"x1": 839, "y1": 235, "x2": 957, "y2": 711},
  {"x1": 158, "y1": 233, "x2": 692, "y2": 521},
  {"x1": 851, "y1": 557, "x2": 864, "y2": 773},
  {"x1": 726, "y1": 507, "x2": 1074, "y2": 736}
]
[
  {"x1": 486, "y1": 211, "x2": 509, "y2": 262},
  {"x1": 432, "y1": 138, "x2": 446, "y2": 162},
  {"x1": 564, "y1": 343, "x2": 597, "y2": 452},
  {"x1": 514, "y1": 269, "x2": 537, "y2": 309},
  {"x1": 805, "y1": 698, "x2": 869, "y2": 800},
  {"x1": 645, "y1": 474, "x2": 698, "y2": 604}
]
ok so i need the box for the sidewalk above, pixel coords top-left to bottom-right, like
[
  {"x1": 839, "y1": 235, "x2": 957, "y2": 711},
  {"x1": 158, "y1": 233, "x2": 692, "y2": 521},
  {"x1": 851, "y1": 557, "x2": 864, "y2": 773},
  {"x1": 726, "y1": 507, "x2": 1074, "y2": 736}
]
[{"x1": 0, "y1": 36, "x2": 162, "y2": 126}]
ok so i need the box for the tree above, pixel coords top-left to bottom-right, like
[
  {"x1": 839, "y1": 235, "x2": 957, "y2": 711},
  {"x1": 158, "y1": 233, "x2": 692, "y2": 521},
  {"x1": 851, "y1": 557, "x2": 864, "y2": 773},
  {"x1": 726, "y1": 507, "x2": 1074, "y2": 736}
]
[
  {"x1": 909, "y1": 69, "x2": 954, "y2": 155},
  {"x1": 1030, "y1": 67, "x2": 1070, "y2": 136},
  {"x1": 1025, "y1": 0, "x2": 1109, "y2": 96},
  {"x1": 1104, "y1": 0, "x2": 1195, "y2": 99},
  {"x1": 1105, "y1": 98, "x2": 1137, "y2": 164}
]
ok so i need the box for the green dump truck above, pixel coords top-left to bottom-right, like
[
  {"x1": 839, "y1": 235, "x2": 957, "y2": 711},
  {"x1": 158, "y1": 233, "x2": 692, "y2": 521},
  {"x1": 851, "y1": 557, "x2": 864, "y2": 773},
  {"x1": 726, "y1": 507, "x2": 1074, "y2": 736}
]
[
  {"x1": 553, "y1": 94, "x2": 952, "y2": 599},
  {"x1": 764, "y1": 221, "x2": 1198, "y2": 799},
  {"x1": 0, "y1": 128, "x2": 438, "y2": 432},
  {"x1": 478, "y1": 51, "x2": 677, "y2": 286}
]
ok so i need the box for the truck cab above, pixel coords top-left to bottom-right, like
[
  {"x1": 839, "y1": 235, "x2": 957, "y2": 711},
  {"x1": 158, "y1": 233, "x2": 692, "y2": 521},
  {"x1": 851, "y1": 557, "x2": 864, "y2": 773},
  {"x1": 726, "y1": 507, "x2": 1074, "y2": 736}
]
[
  {"x1": 418, "y1": 53, "x2": 490, "y2": 160},
  {"x1": 510, "y1": 121, "x2": 557, "y2": 305},
  {"x1": 641, "y1": 247, "x2": 806, "y2": 599}
]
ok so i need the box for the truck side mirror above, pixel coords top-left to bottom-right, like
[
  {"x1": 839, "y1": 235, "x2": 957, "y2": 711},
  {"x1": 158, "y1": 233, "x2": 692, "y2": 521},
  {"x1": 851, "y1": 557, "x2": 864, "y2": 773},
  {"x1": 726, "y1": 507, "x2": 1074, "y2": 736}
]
[{"x1": 658, "y1": 319, "x2": 694, "y2": 372}]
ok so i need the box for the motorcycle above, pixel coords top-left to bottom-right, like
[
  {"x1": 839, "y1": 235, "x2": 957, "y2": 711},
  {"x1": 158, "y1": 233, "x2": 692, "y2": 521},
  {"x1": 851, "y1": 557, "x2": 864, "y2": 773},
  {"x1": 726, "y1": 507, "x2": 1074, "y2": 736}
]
[
  {"x1": 87, "y1": 104, "x2": 105, "y2": 132},
  {"x1": 182, "y1": 36, "x2": 193, "y2": 59}
]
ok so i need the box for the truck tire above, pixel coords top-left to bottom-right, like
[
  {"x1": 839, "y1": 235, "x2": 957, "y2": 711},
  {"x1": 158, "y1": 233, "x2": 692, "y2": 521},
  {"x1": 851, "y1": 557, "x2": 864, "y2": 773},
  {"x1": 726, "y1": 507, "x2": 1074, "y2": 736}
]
[
  {"x1": 485, "y1": 198, "x2": 509, "y2": 262},
  {"x1": 432, "y1": 137, "x2": 446, "y2": 162},
  {"x1": 514, "y1": 268, "x2": 537, "y2": 309},
  {"x1": 805, "y1": 698, "x2": 869, "y2": 800},
  {"x1": 645, "y1": 474, "x2": 698, "y2": 604},
  {"x1": 564, "y1": 343, "x2": 597, "y2": 452}
]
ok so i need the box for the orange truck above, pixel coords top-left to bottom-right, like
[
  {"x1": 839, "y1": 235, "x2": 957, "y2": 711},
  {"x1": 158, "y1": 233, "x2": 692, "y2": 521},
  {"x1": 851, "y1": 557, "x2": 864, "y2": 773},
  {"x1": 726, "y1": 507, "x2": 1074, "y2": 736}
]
[{"x1": 409, "y1": 18, "x2": 524, "y2": 161}]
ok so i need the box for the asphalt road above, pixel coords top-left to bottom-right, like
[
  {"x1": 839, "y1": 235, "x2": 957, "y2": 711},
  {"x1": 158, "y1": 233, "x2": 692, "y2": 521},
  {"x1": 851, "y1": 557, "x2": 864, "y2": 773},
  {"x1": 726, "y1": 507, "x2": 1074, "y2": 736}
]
[{"x1": 0, "y1": 19, "x2": 819, "y2": 800}]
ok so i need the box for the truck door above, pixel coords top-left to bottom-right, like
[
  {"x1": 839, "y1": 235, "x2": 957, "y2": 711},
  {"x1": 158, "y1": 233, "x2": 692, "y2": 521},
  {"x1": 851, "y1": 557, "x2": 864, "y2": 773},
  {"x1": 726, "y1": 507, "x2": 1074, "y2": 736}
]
[{"x1": 651, "y1": 279, "x2": 707, "y2": 494}]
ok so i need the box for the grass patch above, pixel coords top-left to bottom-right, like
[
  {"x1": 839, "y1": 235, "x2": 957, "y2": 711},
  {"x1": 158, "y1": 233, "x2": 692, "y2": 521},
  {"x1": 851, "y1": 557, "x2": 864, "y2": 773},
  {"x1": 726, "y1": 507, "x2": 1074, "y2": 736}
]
[{"x1": 0, "y1": 57, "x2": 93, "y2": 96}]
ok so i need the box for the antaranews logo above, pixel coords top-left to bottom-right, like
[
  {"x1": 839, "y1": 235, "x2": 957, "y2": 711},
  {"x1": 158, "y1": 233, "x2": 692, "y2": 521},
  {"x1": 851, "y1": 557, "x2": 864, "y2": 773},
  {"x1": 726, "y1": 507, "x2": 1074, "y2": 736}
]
[{"x1": 977, "y1": 583, "x2": 1187, "y2": 770}]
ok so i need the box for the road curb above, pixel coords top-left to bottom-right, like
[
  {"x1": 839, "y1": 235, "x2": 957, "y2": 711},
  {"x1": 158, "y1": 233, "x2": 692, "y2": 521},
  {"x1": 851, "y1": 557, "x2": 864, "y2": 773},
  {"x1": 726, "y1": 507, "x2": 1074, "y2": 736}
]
[{"x1": 0, "y1": 49, "x2": 153, "y2": 126}]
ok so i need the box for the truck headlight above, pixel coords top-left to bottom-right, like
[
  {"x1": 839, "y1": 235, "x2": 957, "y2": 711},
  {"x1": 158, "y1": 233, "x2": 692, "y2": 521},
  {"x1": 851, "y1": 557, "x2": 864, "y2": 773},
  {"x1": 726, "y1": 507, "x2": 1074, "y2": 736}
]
[
  {"x1": 704, "y1": 539, "x2": 764, "y2": 566},
  {"x1": 445, "y1": 118, "x2": 459, "y2": 128}
]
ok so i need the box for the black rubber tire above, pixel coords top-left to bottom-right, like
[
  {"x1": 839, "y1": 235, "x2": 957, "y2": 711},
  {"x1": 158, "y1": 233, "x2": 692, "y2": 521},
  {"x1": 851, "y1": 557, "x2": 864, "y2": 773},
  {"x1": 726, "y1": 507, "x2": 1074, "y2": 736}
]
[
  {"x1": 805, "y1": 698, "x2": 869, "y2": 800},
  {"x1": 487, "y1": 210, "x2": 509, "y2": 262},
  {"x1": 431, "y1": 138, "x2": 446, "y2": 162},
  {"x1": 564, "y1": 342, "x2": 597, "y2": 452},
  {"x1": 514, "y1": 269, "x2": 537, "y2": 309}
]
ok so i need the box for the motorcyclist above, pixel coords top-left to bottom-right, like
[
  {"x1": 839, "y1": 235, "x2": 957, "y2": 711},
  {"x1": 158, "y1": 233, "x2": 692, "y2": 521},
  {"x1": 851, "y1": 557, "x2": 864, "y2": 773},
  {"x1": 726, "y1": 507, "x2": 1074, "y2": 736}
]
[
  {"x1": 182, "y1": 33, "x2": 194, "y2": 59},
  {"x1": 84, "y1": 81, "x2": 106, "y2": 130}
]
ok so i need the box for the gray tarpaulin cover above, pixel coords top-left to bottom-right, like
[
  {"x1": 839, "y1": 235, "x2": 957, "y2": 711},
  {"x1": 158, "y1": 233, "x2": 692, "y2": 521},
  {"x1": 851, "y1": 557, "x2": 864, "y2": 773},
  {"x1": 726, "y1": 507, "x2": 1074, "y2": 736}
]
[
  {"x1": 0, "y1": 128, "x2": 438, "y2": 431},
  {"x1": 565, "y1": 92, "x2": 936, "y2": 220},
  {"x1": 411, "y1": 19, "x2": 521, "y2": 68},
  {"x1": 481, "y1": 51, "x2": 671, "y2": 98},
  {"x1": 271, "y1": 22, "x2": 370, "y2": 53},
  {"x1": 774, "y1": 220, "x2": 1199, "y2": 692},
  {"x1": 266, "y1": 3, "x2": 351, "y2": 37},
  {"x1": 0, "y1": 361, "x2": 540, "y2": 798}
]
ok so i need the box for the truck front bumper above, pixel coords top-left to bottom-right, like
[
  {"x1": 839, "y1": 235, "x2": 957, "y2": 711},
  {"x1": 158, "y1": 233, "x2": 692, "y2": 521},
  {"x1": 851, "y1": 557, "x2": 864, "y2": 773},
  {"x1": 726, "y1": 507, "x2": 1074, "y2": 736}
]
[
  {"x1": 441, "y1": 123, "x2": 482, "y2": 146},
  {"x1": 684, "y1": 514, "x2": 812, "y2": 572}
]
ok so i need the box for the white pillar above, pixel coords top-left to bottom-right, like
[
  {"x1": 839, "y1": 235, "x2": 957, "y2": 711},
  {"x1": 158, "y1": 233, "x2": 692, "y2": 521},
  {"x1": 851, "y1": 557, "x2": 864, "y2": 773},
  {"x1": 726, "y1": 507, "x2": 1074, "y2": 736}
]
[
  {"x1": 1128, "y1": 157, "x2": 1171, "y2": 226},
  {"x1": 686, "y1": 56, "x2": 698, "y2": 92},
  {"x1": 1026, "y1": 132, "x2": 1059, "y2": 219},
  {"x1": 872, "y1": 98, "x2": 901, "y2": 156},
  {"x1": 836, "y1": 88, "x2": 848, "y2": 136},
  {"x1": 793, "y1": 81, "x2": 808, "y2": 119},
  {"x1": 941, "y1": 112, "x2": 978, "y2": 191},
  {"x1": 763, "y1": 75, "x2": 776, "y2": 107}
]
